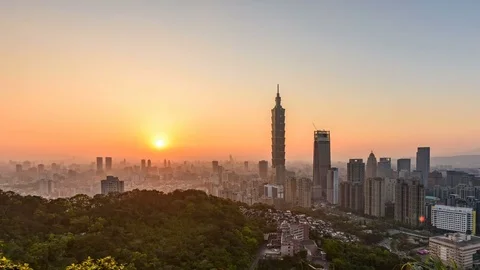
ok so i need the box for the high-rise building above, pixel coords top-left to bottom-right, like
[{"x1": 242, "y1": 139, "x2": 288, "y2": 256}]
[
  {"x1": 431, "y1": 205, "x2": 476, "y2": 234},
  {"x1": 327, "y1": 168, "x2": 339, "y2": 204},
  {"x1": 105, "y1": 157, "x2": 112, "y2": 172},
  {"x1": 416, "y1": 147, "x2": 431, "y2": 188},
  {"x1": 429, "y1": 171, "x2": 444, "y2": 187},
  {"x1": 312, "y1": 130, "x2": 331, "y2": 202},
  {"x1": 141, "y1": 159, "x2": 146, "y2": 172},
  {"x1": 397, "y1": 158, "x2": 411, "y2": 173},
  {"x1": 297, "y1": 178, "x2": 312, "y2": 208},
  {"x1": 271, "y1": 84, "x2": 286, "y2": 185},
  {"x1": 212, "y1": 161, "x2": 219, "y2": 173},
  {"x1": 340, "y1": 181, "x2": 351, "y2": 209},
  {"x1": 100, "y1": 176, "x2": 124, "y2": 195},
  {"x1": 244, "y1": 161, "x2": 249, "y2": 171},
  {"x1": 15, "y1": 164, "x2": 22, "y2": 173},
  {"x1": 384, "y1": 178, "x2": 397, "y2": 203},
  {"x1": 446, "y1": 170, "x2": 473, "y2": 187},
  {"x1": 429, "y1": 233, "x2": 480, "y2": 269},
  {"x1": 345, "y1": 159, "x2": 365, "y2": 212},
  {"x1": 258, "y1": 160, "x2": 268, "y2": 180},
  {"x1": 395, "y1": 179, "x2": 425, "y2": 227},
  {"x1": 366, "y1": 152, "x2": 377, "y2": 179},
  {"x1": 347, "y1": 159, "x2": 365, "y2": 183},
  {"x1": 364, "y1": 177, "x2": 386, "y2": 217},
  {"x1": 285, "y1": 177, "x2": 297, "y2": 205},
  {"x1": 96, "y1": 157, "x2": 103, "y2": 173},
  {"x1": 147, "y1": 159, "x2": 151, "y2": 168},
  {"x1": 37, "y1": 164, "x2": 45, "y2": 174},
  {"x1": 351, "y1": 182, "x2": 364, "y2": 212},
  {"x1": 164, "y1": 159, "x2": 167, "y2": 168},
  {"x1": 377, "y1": 157, "x2": 392, "y2": 178}
]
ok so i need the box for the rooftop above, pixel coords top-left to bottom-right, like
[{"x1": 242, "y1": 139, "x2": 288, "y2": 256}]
[{"x1": 430, "y1": 233, "x2": 480, "y2": 247}]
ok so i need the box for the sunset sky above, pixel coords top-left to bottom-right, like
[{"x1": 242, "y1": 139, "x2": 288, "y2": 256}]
[{"x1": 1, "y1": 1, "x2": 480, "y2": 162}]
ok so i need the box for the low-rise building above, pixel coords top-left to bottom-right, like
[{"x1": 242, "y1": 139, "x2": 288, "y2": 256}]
[
  {"x1": 280, "y1": 221, "x2": 310, "y2": 257},
  {"x1": 429, "y1": 233, "x2": 480, "y2": 269}
]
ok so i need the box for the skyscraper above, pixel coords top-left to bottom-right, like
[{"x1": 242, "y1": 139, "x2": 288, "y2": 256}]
[
  {"x1": 271, "y1": 84, "x2": 286, "y2": 185},
  {"x1": 377, "y1": 157, "x2": 392, "y2": 178},
  {"x1": 147, "y1": 159, "x2": 152, "y2": 168},
  {"x1": 397, "y1": 158, "x2": 411, "y2": 173},
  {"x1": 366, "y1": 152, "x2": 377, "y2": 179},
  {"x1": 96, "y1": 157, "x2": 103, "y2": 173},
  {"x1": 244, "y1": 161, "x2": 249, "y2": 171},
  {"x1": 313, "y1": 130, "x2": 331, "y2": 202},
  {"x1": 347, "y1": 159, "x2": 365, "y2": 183},
  {"x1": 258, "y1": 160, "x2": 268, "y2": 180},
  {"x1": 105, "y1": 157, "x2": 112, "y2": 172},
  {"x1": 141, "y1": 159, "x2": 146, "y2": 172},
  {"x1": 416, "y1": 147, "x2": 431, "y2": 188}
]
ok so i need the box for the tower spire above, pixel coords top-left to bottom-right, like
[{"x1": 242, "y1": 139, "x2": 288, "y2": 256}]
[{"x1": 275, "y1": 84, "x2": 281, "y2": 106}]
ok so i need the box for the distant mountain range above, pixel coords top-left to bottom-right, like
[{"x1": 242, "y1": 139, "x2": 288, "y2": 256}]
[{"x1": 431, "y1": 155, "x2": 480, "y2": 168}]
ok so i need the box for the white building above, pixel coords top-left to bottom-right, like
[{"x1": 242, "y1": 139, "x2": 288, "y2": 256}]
[
  {"x1": 431, "y1": 205, "x2": 476, "y2": 234},
  {"x1": 280, "y1": 221, "x2": 310, "y2": 257},
  {"x1": 327, "y1": 168, "x2": 339, "y2": 204},
  {"x1": 264, "y1": 184, "x2": 283, "y2": 199},
  {"x1": 429, "y1": 233, "x2": 480, "y2": 269}
]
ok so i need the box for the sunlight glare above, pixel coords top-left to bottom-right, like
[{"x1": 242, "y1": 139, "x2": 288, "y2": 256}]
[{"x1": 154, "y1": 139, "x2": 167, "y2": 149}]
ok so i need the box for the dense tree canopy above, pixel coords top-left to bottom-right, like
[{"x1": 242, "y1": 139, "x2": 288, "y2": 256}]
[
  {"x1": 322, "y1": 238, "x2": 404, "y2": 270},
  {"x1": 66, "y1": 256, "x2": 127, "y2": 270},
  {"x1": 0, "y1": 256, "x2": 32, "y2": 270},
  {"x1": 0, "y1": 189, "x2": 265, "y2": 270}
]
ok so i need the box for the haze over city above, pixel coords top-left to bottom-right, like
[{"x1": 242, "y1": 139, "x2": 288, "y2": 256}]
[
  {"x1": 5, "y1": 1, "x2": 480, "y2": 270},
  {"x1": 2, "y1": 1, "x2": 480, "y2": 162}
]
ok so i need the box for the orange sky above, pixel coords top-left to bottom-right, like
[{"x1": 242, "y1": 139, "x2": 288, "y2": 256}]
[{"x1": 1, "y1": 2, "x2": 480, "y2": 162}]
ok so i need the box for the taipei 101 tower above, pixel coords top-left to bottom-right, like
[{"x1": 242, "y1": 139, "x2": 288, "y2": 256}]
[{"x1": 271, "y1": 84, "x2": 286, "y2": 185}]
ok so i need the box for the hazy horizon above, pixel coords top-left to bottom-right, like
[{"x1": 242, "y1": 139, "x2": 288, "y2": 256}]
[{"x1": 2, "y1": 1, "x2": 480, "y2": 162}]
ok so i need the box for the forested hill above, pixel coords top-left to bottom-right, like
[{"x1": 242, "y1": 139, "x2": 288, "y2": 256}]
[{"x1": 0, "y1": 189, "x2": 265, "y2": 270}]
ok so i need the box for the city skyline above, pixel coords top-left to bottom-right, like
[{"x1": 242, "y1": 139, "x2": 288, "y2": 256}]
[
  {"x1": 2, "y1": 1, "x2": 480, "y2": 161},
  {"x1": 3, "y1": 2, "x2": 480, "y2": 269}
]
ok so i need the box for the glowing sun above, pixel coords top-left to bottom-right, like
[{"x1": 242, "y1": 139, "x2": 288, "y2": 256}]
[{"x1": 154, "y1": 139, "x2": 167, "y2": 149}]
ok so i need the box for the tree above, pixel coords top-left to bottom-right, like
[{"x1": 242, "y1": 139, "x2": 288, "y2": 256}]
[
  {"x1": 0, "y1": 256, "x2": 33, "y2": 270},
  {"x1": 66, "y1": 257, "x2": 128, "y2": 270},
  {"x1": 0, "y1": 189, "x2": 267, "y2": 270},
  {"x1": 401, "y1": 256, "x2": 458, "y2": 270}
]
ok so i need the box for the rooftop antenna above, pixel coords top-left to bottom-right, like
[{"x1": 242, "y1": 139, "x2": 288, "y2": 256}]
[{"x1": 312, "y1": 122, "x2": 318, "y2": 130}]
